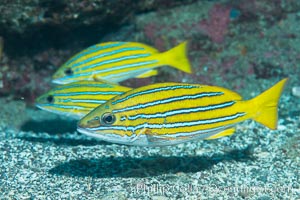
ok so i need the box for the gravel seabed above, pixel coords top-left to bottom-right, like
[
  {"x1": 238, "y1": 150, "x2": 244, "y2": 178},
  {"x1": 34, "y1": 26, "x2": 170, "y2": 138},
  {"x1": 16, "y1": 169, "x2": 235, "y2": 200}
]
[{"x1": 0, "y1": 93, "x2": 299, "y2": 199}]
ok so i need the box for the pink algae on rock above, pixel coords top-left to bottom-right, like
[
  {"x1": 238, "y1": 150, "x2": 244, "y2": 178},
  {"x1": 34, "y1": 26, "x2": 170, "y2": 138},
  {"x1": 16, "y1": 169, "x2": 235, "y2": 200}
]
[{"x1": 198, "y1": 4, "x2": 231, "y2": 43}]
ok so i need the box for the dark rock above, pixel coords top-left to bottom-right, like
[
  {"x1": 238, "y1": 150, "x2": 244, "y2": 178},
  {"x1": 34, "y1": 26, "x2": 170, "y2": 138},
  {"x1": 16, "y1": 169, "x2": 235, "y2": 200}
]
[{"x1": 0, "y1": 0, "x2": 196, "y2": 56}]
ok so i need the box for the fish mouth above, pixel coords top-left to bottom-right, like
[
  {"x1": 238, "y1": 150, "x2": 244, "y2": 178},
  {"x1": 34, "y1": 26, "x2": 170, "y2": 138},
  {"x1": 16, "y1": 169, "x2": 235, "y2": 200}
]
[
  {"x1": 51, "y1": 79, "x2": 64, "y2": 85},
  {"x1": 77, "y1": 127, "x2": 146, "y2": 145},
  {"x1": 35, "y1": 103, "x2": 54, "y2": 115},
  {"x1": 35, "y1": 103, "x2": 50, "y2": 112},
  {"x1": 77, "y1": 127, "x2": 112, "y2": 140},
  {"x1": 77, "y1": 127, "x2": 96, "y2": 137},
  {"x1": 35, "y1": 103, "x2": 43, "y2": 109},
  {"x1": 77, "y1": 127, "x2": 120, "y2": 143}
]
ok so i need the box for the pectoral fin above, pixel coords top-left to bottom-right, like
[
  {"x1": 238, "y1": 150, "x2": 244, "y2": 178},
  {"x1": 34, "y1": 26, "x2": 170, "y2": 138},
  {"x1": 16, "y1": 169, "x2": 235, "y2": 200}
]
[
  {"x1": 93, "y1": 75, "x2": 119, "y2": 85},
  {"x1": 136, "y1": 70, "x2": 158, "y2": 78},
  {"x1": 205, "y1": 128, "x2": 235, "y2": 140}
]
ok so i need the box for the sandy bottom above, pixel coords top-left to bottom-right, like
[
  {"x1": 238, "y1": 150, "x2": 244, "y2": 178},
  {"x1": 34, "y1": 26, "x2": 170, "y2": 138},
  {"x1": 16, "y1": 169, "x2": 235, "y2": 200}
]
[{"x1": 0, "y1": 94, "x2": 299, "y2": 199}]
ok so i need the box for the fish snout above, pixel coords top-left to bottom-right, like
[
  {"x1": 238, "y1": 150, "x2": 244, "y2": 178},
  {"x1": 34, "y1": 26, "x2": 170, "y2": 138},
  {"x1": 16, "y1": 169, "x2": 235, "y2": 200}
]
[
  {"x1": 77, "y1": 117, "x2": 102, "y2": 136},
  {"x1": 77, "y1": 119, "x2": 91, "y2": 129},
  {"x1": 51, "y1": 78, "x2": 69, "y2": 85},
  {"x1": 78, "y1": 116, "x2": 101, "y2": 129}
]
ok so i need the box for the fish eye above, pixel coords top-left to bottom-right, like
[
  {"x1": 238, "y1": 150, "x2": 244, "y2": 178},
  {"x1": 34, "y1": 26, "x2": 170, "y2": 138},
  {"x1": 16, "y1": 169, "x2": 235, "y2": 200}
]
[
  {"x1": 46, "y1": 95, "x2": 54, "y2": 103},
  {"x1": 64, "y1": 68, "x2": 73, "y2": 76},
  {"x1": 101, "y1": 112, "x2": 116, "y2": 125}
]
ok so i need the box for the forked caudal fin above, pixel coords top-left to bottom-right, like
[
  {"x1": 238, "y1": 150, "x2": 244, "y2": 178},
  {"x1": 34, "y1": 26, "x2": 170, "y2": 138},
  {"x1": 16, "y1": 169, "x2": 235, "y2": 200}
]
[
  {"x1": 158, "y1": 41, "x2": 192, "y2": 74},
  {"x1": 250, "y1": 78, "x2": 288, "y2": 130}
]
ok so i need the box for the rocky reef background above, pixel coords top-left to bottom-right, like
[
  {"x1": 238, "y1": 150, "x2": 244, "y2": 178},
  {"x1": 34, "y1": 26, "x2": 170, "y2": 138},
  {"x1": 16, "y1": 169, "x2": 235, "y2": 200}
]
[
  {"x1": 0, "y1": 0, "x2": 299, "y2": 199},
  {"x1": 0, "y1": 0, "x2": 299, "y2": 103},
  {"x1": 0, "y1": 0, "x2": 197, "y2": 102}
]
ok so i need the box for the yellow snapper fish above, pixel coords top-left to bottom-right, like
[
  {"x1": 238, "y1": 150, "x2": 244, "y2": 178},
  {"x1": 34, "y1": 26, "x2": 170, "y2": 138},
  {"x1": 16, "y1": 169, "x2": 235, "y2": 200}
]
[
  {"x1": 77, "y1": 78, "x2": 287, "y2": 146},
  {"x1": 52, "y1": 41, "x2": 192, "y2": 84},
  {"x1": 35, "y1": 81, "x2": 131, "y2": 119}
]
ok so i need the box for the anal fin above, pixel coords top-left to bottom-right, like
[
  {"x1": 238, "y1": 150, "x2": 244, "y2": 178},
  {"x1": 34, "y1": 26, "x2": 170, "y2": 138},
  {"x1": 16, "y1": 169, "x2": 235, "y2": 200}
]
[
  {"x1": 136, "y1": 70, "x2": 158, "y2": 78},
  {"x1": 205, "y1": 128, "x2": 235, "y2": 140}
]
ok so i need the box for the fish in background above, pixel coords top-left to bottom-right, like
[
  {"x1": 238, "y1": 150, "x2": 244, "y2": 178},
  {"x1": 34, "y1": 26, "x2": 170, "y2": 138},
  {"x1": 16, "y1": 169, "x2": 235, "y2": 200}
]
[
  {"x1": 52, "y1": 41, "x2": 192, "y2": 84},
  {"x1": 77, "y1": 78, "x2": 288, "y2": 146},
  {"x1": 35, "y1": 81, "x2": 131, "y2": 119}
]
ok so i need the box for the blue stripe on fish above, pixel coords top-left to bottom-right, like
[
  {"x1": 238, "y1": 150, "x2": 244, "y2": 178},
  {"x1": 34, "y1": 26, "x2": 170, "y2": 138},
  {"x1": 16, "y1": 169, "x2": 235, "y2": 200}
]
[
  {"x1": 120, "y1": 116, "x2": 127, "y2": 121},
  {"x1": 65, "y1": 42, "x2": 126, "y2": 66},
  {"x1": 53, "y1": 83, "x2": 115, "y2": 91},
  {"x1": 112, "y1": 85, "x2": 201, "y2": 105},
  {"x1": 40, "y1": 104, "x2": 93, "y2": 110},
  {"x1": 88, "y1": 112, "x2": 246, "y2": 132},
  {"x1": 103, "y1": 69, "x2": 149, "y2": 80},
  {"x1": 162, "y1": 125, "x2": 232, "y2": 138},
  {"x1": 58, "y1": 60, "x2": 158, "y2": 81},
  {"x1": 54, "y1": 91, "x2": 124, "y2": 96},
  {"x1": 60, "y1": 99, "x2": 107, "y2": 104},
  {"x1": 72, "y1": 48, "x2": 148, "y2": 70},
  {"x1": 112, "y1": 92, "x2": 224, "y2": 113},
  {"x1": 77, "y1": 53, "x2": 152, "y2": 71},
  {"x1": 127, "y1": 101, "x2": 236, "y2": 120}
]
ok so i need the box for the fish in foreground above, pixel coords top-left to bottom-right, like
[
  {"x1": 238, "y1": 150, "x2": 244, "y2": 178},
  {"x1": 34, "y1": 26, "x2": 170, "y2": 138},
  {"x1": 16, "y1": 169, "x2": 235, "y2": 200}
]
[
  {"x1": 52, "y1": 41, "x2": 192, "y2": 84},
  {"x1": 35, "y1": 81, "x2": 131, "y2": 119},
  {"x1": 77, "y1": 78, "x2": 288, "y2": 146}
]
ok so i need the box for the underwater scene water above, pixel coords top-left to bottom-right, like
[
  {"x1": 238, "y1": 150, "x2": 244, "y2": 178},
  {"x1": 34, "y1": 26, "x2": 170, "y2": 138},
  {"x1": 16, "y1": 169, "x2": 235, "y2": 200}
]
[{"x1": 0, "y1": 1, "x2": 299, "y2": 199}]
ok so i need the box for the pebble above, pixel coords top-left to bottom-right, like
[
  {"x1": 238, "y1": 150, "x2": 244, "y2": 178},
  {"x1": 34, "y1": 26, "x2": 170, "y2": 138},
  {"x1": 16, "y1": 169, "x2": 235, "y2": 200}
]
[
  {"x1": 292, "y1": 86, "x2": 300, "y2": 97},
  {"x1": 277, "y1": 125, "x2": 287, "y2": 131}
]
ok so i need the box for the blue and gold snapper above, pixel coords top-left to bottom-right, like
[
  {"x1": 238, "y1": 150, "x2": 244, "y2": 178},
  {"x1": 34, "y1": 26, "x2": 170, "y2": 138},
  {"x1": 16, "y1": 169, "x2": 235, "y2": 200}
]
[
  {"x1": 35, "y1": 81, "x2": 131, "y2": 119},
  {"x1": 77, "y1": 78, "x2": 288, "y2": 146},
  {"x1": 52, "y1": 41, "x2": 192, "y2": 84}
]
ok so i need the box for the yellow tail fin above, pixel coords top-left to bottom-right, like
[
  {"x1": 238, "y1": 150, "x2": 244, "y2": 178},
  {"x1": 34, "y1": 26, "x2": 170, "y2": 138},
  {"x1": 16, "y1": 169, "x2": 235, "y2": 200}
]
[
  {"x1": 158, "y1": 41, "x2": 192, "y2": 73},
  {"x1": 250, "y1": 78, "x2": 288, "y2": 130}
]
